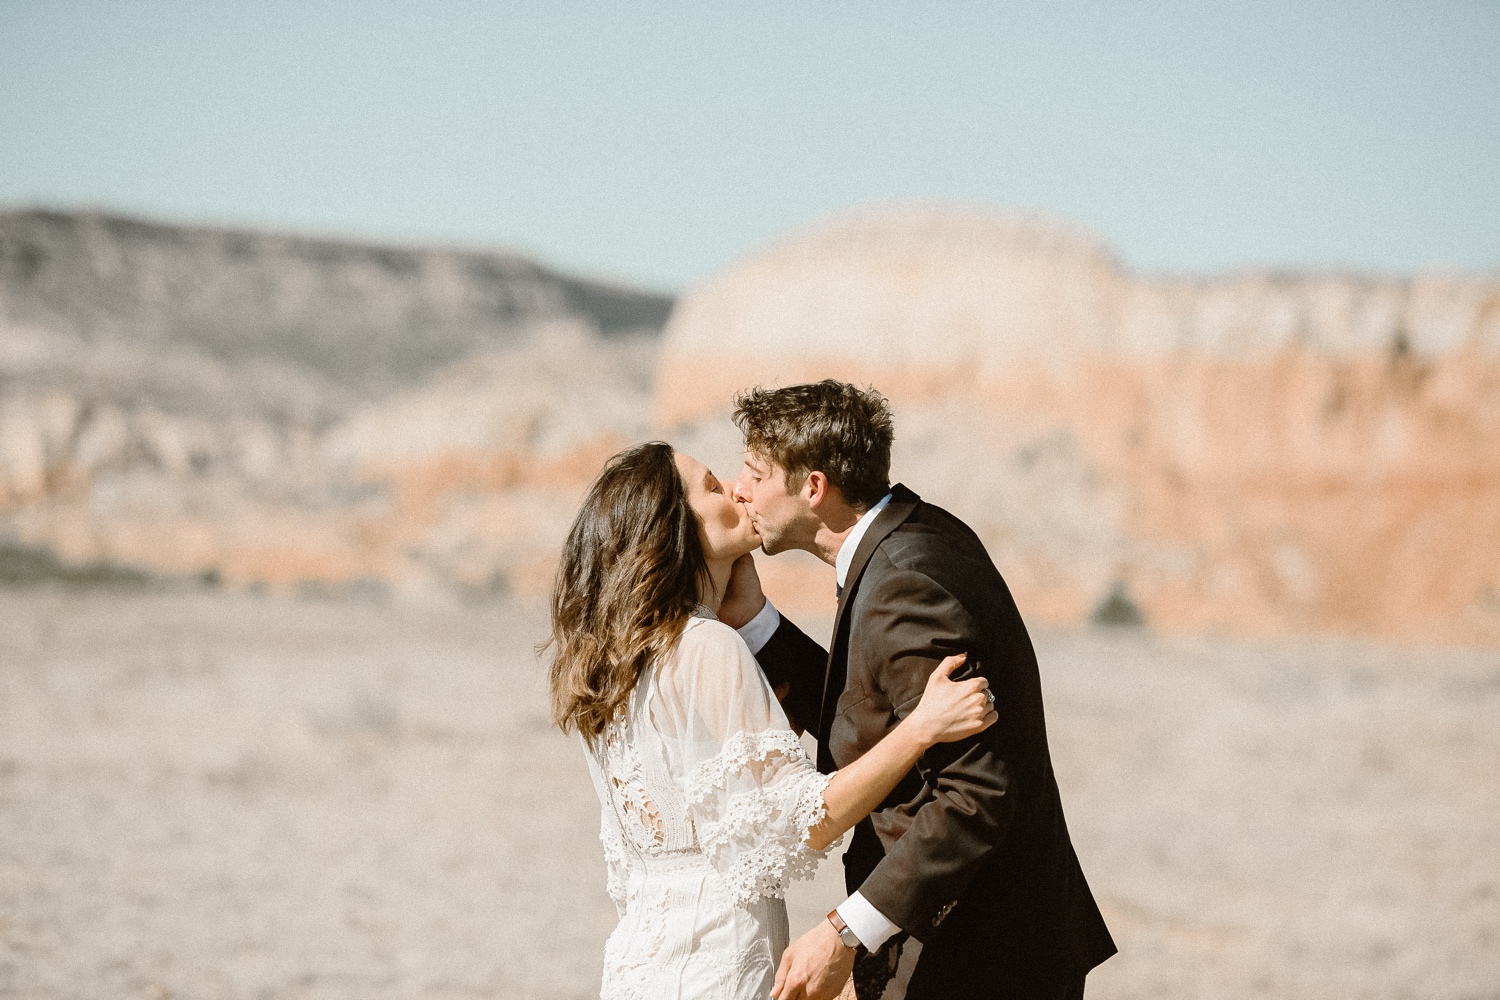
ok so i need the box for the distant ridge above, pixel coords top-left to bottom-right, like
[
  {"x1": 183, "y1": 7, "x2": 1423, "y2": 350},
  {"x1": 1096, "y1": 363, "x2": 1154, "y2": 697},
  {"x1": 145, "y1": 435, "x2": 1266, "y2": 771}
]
[
  {"x1": 7, "y1": 201, "x2": 1498, "y2": 643},
  {"x1": 0, "y1": 208, "x2": 673, "y2": 424},
  {"x1": 0, "y1": 207, "x2": 672, "y2": 598}
]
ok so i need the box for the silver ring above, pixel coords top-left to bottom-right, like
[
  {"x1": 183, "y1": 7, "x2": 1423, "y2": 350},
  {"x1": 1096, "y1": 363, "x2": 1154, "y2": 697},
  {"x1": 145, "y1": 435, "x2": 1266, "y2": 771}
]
[{"x1": 984, "y1": 689, "x2": 995, "y2": 705}]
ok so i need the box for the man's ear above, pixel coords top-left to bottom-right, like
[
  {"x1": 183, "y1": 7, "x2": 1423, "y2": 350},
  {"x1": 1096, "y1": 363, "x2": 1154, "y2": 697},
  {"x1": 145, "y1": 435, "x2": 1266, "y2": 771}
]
[{"x1": 803, "y1": 471, "x2": 829, "y2": 508}]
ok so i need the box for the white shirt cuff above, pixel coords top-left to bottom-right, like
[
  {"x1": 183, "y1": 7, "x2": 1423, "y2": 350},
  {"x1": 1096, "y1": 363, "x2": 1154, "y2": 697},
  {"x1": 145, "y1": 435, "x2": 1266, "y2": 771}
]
[
  {"x1": 734, "y1": 599, "x2": 781, "y2": 655},
  {"x1": 836, "y1": 892, "x2": 901, "y2": 952}
]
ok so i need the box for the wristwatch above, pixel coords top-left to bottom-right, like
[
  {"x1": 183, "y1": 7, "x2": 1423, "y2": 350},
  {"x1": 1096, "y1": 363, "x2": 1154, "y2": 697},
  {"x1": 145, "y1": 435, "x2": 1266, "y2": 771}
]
[{"x1": 826, "y1": 908, "x2": 862, "y2": 950}]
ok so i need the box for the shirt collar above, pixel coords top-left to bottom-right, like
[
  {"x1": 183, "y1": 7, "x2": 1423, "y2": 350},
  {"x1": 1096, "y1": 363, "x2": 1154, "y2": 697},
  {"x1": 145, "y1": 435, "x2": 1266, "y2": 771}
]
[{"x1": 835, "y1": 492, "x2": 893, "y2": 588}]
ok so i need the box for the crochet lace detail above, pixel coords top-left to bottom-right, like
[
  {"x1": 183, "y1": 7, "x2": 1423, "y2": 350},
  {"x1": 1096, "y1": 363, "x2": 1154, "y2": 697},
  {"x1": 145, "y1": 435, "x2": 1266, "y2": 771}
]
[{"x1": 685, "y1": 729, "x2": 837, "y2": 906}]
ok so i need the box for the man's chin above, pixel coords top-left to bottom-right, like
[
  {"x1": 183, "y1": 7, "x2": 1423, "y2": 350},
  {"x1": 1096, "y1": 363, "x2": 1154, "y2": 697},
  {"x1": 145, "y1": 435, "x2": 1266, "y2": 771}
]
[{"x1": 758, "y1": 534, "x2": 790, "y2": 557}]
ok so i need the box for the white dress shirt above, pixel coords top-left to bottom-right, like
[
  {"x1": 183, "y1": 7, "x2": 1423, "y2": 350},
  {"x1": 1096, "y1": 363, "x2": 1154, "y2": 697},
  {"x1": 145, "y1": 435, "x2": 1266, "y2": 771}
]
[
  {"x1": 735, "y1": 493, "x2": 902, "y2": 952},
  {"x1": 833, "y1": 492, "x2": 891, "y2": 593}
]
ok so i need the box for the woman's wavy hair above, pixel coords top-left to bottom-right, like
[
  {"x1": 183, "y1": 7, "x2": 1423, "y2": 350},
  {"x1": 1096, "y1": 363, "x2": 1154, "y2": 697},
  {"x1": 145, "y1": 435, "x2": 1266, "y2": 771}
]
[{"x1": 547, "y1": 441, "x2": 708, "y2": 743}]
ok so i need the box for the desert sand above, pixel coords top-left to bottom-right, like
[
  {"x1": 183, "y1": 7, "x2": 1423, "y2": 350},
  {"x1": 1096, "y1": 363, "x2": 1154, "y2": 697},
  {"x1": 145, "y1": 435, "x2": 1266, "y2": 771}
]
[{"x1": 2, "y1": 589, "x2": 1496, "y2": 999}]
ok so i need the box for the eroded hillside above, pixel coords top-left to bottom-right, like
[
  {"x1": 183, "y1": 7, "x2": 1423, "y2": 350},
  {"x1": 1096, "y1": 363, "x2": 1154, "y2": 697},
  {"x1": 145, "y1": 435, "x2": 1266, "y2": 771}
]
[
  {"x1": 655, "y1": 205, "x2": 1500, "y2": 642},
  {"x1": 0, "y1": 210, "x2": 669, "y2": 596},
  {"x1": 4, "y1": 204, "x2": 1498, "y2": 643}
]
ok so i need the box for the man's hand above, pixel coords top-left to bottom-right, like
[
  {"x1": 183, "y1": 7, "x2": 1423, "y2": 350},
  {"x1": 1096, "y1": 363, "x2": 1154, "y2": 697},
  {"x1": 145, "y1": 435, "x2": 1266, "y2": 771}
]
[
  {"x1": 772, "y1": 918, "x2": 855, "y2": 1000},
  {"x1": 717, "y1": 551, "x2": 766, "y2": 629}
]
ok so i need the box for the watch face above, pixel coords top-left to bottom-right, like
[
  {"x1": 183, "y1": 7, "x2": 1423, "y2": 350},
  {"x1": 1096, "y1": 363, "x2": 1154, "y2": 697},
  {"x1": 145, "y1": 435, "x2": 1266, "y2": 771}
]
[{"x1": 839, "y1": 927, "x2": 862, "y2": 949}]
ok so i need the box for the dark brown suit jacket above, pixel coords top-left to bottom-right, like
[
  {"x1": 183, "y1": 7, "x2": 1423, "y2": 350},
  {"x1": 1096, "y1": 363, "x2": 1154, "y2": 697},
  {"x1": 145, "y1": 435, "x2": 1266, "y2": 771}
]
[{"x1": 756, "y1": 485, "x2": 1116, "y2": 995}]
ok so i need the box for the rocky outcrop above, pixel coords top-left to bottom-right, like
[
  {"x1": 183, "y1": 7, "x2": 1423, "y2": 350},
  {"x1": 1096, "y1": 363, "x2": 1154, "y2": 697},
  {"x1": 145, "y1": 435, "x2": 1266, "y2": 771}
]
[
  {"x1": 0, "y1": 210, "x2": 669, "y2": 597},
  {"x1": 656, "y1": 204, "x2": 1500, "y2": 643},
  {"x1": 6, "y1": 205, "x2": 1499, "y2": 643},
  {"x1": 0, "y1": 208, "x2": 669, "y2": 405}
]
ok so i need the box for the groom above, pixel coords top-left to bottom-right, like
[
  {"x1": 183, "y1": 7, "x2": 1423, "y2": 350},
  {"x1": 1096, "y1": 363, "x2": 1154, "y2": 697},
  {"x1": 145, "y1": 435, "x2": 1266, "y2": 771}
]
[{"x1": 718, "y1": 381, "x2": 1115, "y2": 1000}]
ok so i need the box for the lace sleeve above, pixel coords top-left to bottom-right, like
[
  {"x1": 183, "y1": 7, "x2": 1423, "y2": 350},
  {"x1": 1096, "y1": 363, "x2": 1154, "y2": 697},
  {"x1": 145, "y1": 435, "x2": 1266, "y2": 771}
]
[{"x1": 654, "y1": 619, "x2": 837, "y2": 907}]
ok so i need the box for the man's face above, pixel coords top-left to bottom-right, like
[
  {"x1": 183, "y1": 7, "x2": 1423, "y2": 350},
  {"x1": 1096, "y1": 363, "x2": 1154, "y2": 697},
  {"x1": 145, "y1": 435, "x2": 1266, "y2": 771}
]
[{"x1": 733, "y1": 450, "x2": 813, "y2": 556}]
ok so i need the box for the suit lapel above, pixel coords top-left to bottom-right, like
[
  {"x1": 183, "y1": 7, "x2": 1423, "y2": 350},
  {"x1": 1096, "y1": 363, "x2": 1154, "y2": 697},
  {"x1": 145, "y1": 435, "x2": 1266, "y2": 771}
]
[{"x1": 818, "y1": 484, "x2": 921, "y2": 743}]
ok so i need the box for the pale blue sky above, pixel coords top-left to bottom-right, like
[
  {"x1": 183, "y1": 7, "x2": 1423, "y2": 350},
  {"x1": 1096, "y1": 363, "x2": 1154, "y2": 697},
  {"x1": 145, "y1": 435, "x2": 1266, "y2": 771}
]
[{"x1": 2, "y1": 1, "x2": 1496, "y2": 291}]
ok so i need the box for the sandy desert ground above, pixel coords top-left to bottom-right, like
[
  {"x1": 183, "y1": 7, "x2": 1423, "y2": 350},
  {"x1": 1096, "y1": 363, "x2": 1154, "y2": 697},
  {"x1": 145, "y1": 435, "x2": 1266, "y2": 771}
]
[{"x1": 1, "y1": 589, "x2": 1497, "y2": 999}]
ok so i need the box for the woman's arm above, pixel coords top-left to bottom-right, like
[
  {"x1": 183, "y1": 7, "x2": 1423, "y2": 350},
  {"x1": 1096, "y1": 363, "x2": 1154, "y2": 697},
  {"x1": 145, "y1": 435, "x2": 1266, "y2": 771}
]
[
  {"x1": 805, "y1": 654, "x2": 993, "y2": 851},
  {"x1": 660, "y1": 622, "x2": 993, "y2": 904}
]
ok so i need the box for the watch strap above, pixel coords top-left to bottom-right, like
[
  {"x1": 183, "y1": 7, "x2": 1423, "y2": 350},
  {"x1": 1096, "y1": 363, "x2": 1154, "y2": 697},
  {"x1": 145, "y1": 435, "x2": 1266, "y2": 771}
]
[{"x1": 826, "y1": 908, "x2": 862, "y2": 949}]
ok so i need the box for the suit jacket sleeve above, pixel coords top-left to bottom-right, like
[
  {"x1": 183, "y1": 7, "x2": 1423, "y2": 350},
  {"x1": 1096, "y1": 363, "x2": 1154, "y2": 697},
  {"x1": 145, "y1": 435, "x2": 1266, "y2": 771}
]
[
  {"x1": 749, "y1": 611, "x2": 826, "y2": 738},
  {"x1": 854, "y1": 561, "x2": 1018, "y2": 941}
]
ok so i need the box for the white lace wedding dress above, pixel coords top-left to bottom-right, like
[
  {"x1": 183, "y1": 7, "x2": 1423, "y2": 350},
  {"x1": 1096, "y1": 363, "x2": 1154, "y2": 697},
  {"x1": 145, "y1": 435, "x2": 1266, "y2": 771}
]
[{"x1": 583, "y1": 613, "x2": 837, "y2": 1000}]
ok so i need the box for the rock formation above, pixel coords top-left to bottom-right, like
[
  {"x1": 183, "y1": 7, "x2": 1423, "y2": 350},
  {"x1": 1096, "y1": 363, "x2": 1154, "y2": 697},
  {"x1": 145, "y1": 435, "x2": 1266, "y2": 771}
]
[
  {"x1": 0, "y1": 209, "x2": 668, "y2": 597},
  {"x1": 5, "y1": 204, "x2": 1497, "y2": 643},
  {"x1": 655, "y1": 204, "x2": 1500, "y2": 643}
]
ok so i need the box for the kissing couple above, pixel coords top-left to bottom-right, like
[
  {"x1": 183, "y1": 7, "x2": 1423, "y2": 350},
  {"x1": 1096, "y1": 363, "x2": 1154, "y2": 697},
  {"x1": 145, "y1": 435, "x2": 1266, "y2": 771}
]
[{"x1": 548, "y1": 381, "x2": 1115, "y2": 1000}]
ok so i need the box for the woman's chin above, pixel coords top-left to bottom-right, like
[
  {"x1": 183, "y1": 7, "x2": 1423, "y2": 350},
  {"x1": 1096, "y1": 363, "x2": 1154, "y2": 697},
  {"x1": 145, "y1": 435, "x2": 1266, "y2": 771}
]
[{"x1": 706, "y1": 537, "x2": 760, "y2": 564}]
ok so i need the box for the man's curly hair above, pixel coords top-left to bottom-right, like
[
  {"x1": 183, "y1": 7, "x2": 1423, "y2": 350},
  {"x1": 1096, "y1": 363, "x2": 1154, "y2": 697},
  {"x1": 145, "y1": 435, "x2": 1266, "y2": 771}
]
[{"x1": 732, "y1": 380, "x2": 894, "y2": 510}]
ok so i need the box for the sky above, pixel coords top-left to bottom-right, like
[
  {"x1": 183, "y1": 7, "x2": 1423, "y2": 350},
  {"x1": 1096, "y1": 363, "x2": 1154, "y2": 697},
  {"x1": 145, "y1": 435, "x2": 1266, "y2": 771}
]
[{"x1": 1, "y1": 1, "x2": 1496, "y2": 292}]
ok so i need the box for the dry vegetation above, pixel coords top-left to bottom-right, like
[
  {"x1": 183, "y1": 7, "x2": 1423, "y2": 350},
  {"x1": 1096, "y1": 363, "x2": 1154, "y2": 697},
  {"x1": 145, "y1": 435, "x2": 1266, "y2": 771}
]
[{"x1": 2, "y1": 590, "x2": 1496, "y2": 999}]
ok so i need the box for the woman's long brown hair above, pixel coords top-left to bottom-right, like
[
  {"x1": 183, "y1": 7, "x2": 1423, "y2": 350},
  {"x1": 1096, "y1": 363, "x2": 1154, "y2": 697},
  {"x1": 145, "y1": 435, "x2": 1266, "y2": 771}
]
[{"x1": 547, "y1": 441, "x2": 708, "y2": 743}]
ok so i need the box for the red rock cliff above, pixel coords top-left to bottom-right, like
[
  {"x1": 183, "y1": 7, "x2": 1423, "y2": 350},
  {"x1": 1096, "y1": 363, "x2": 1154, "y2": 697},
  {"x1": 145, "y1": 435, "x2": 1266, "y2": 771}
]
[{"x1": 654, "y1": 205, "x2": 1500, "y2": 643}]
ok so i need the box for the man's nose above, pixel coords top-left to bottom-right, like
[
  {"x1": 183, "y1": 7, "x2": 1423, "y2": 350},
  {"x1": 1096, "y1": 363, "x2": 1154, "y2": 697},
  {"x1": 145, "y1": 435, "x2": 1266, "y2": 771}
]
[{"x1": 732, "y1": 476, "x2": 751, "y2": 503}]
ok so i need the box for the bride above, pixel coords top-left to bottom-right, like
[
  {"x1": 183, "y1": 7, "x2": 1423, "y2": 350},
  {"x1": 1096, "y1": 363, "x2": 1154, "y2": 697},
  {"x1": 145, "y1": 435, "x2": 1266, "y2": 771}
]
[{"x1": 548, "y1": 442, "x2": 997, "y2": 1000}]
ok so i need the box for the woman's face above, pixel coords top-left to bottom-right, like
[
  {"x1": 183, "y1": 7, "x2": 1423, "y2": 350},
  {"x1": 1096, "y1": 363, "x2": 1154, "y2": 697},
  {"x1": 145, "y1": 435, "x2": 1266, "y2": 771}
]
[{"x1": 674, "y1": 452, "x2": 760, "y2": 563}]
